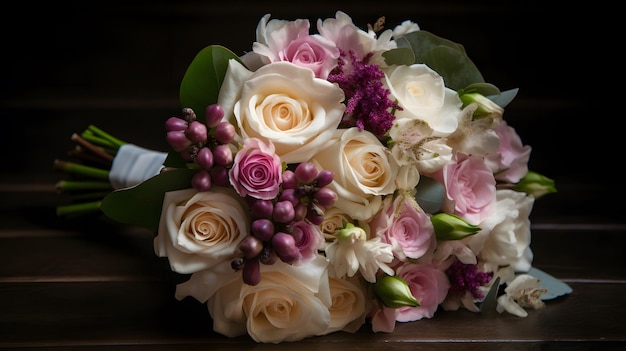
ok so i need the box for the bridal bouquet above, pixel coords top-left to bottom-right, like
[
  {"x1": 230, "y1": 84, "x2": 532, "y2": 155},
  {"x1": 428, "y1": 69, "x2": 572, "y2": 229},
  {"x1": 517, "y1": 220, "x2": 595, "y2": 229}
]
[{"x1": 54, "y1": 11, "x2": 564, "y2": 343}]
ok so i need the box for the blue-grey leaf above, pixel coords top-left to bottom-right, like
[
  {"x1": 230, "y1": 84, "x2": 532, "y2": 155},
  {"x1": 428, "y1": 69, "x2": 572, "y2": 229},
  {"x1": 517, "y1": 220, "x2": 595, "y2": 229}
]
[
  {"x1": 527, "y1": 267, "x2": 573, "y2": 300},
  {"x1": 414, "y1": 176, "x2": 444, "y2": 213}
]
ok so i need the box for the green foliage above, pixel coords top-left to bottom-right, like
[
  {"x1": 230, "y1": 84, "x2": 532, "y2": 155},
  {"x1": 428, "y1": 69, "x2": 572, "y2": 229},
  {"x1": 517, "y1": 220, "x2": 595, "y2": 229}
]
[
  {"x1": 388, "y1": 30, "x2": 485, "y2": 91},
  {"x1": 101, "y1": 168, "x2": 196, "y2": 231},
  {"x1": 179, "y1": 45, "x2": 243, "y2": 115}
]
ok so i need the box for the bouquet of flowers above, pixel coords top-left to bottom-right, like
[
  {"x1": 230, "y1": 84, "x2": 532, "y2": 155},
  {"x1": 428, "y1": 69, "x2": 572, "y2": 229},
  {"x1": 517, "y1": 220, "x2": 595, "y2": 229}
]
[{"x1": 54, "y1": 11, "x2": 565, "y2": 344}]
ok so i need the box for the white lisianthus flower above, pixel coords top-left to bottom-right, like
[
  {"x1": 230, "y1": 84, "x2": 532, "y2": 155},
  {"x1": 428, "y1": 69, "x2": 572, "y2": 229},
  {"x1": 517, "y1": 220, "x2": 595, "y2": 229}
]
[
  {"x1": 467, "y1": 189, "x2": 536, "y2": 273},
  {"x1": 496, "y1": 274, "x2": 547, "y2": 317},
  {"x1": 154, "y1": 187, "x2": 249, "y2": 274},
  {"x1": 385, "y1": 64, "x2": 464, "y2": 137},
  {"x1": 323, "y1": 223, "x2": 394, "y2": 283},
  {"x1": 310, "y1": 127, "x2": 398, "y2": 221},
  {"x1": 389, "y1": 118, "x2": 453, "y2": 174},
  {"x1": 447, "y1": 103, "x2": 501, "y2": 157},
  {"x1": 218, "y1": 60, "x2": 345, "y2": 164}
]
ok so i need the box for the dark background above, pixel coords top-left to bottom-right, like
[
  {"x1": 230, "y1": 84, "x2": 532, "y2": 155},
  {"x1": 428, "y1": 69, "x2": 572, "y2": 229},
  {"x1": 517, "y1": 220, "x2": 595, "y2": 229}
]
[{"x1": 0, "y1": 1, "x2": 615, "y2": 222}]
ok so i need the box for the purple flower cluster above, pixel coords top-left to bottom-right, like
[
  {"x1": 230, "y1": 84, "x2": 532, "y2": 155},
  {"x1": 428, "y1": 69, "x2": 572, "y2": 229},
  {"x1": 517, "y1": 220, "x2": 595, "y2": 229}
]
[
  {"x1": 445, "y1": 259, "x2": 493, "y2": 299},
  {"x1": 328, "y1": 50, "x2": 401, "y2": 139}
]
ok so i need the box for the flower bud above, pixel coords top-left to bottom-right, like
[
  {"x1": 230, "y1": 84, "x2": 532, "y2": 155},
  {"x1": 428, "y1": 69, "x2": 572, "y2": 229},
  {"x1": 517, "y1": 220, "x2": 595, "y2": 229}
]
[
  {"x1": 372, "y1": 275, "x2": 420, "y2": 308},
  {"x1": 205, "y1": 103, "x2": 225, "y2": 128},
  {"x1": 273, "y1": 200, "x2": 295, "y2": 223},
  {"x1": 272, "y1": 232, "x2": 301, "y2": 264},
  {"x1": 185, "y1": 120, "x2": 208, "y2": 144},
  {"x1": 250, "y1": 199, "x2": 274, "y2": 219},
  {"x1": 294, "y1": 162, "x2": 318, "y2": 184},
  {"x1": 214, "y1": 121, "x2": 236, "y2": 144},
  {"x1": 513, "y1": 171, "x2": 557, "y2": 199},
  {"x1": 242, "y1": 257, "x2": 261, "y2": 286},
  {"x1": 251, "y1": 218, "x2": 275, "y2": 241},
  {"x1": 282, "y1": 170, "x2": 298, "y2": 189},
  {"x1": 166, "y1": 130, "x2": 191, "y2": 152},
  {"x1": 181, "y1": 107, "x2": 196, "y2": 122},
  {"x1": 209, "y1": 166, "x2": 229, "y2": 187},
  {"x1": 165, "y1": 116, "x2": 188, "y2": 132},
  {"x1": 459, "y1": 92, "x2": 504, "y2": 120},
  {"x1": 336, "y1": 222, "x2": 366, "y2": 242},
  {"x1": 213, "y1": 144, "x2": 233, "y2": 166},
  {"x1": 238, "y1": 235, "x2": 264, "y2": 259},
  {"x1": 431, "y1": 212, "x2": 481, "y2": 241},
  {"x1": 191, "y1": 170, "x2": 211, "y2": 192},
  {"x1": 315, "y1": 169, "x2": 334, "y2": 188},
  {"x1": 313, "y1": 187, "x2": 337, "y2": 207},
  {"x1": 195, "y1": 147, "x2": 214, "y2": 170}
]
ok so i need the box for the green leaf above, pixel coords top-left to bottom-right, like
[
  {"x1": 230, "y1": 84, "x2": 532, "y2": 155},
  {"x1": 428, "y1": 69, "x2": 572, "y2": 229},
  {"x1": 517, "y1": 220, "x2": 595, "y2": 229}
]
[
  {"x1": 480, "y1": 276, "x2": 501, "y2": 315},
  {"x1": 414, "y1": 176, "x2": 444, "y2": 213},
  {"x1": 100, "y1": 168, "x2": 196, "y2": 231},
  {"x1": 396, "y1": 31, "x2": 485, "y2": 91},
  {"x1": 163, "y1": 151, "x2": 188, "y2": 168},
  {"x1": 382, "y1": 47, "x2": 415, "y2": 66},
  {"x1": 488, "y1": 88, "x2": 519, "y2": 108},
  {"x1": 179, "y1": 45, "x2": 243, "y2": 115}
]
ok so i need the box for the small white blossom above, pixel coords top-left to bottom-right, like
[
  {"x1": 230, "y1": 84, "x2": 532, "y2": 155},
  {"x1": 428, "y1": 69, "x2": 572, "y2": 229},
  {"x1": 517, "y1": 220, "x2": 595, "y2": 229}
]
[
  {"x1": 323, "y1": 223, "x2": 394, "y2": 283},
  {"x1": 496, "y1": 274, "x2": 547, "y2": 317}
]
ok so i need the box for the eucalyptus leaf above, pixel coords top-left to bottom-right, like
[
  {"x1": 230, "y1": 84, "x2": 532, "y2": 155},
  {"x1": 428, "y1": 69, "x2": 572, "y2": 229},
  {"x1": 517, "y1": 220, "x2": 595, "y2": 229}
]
[
  {"x1": 480, "y1": 276, "x2": 501, "y2": 316},
  {"x1": 101, "y1": 168, "x2": 196, "y2": 231},
  {"x1": 179, "y1": 45, "x2": 243, "y2": 116},
  {"x1": 414, "y1": 176, "x2": 444, "y2": 213},
  {"x1": 382, "y1": 47, "x2": 415, "y2": 66},
  {"x1": 488, "y1": 88, "x2": 519, "y2": 108},
  {"x1": 527, "y1": 267, "x2": 573, "y2": 300}
]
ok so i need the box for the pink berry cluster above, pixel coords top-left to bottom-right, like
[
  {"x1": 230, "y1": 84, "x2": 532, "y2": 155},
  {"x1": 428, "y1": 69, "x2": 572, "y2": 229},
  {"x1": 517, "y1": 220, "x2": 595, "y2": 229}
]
[
  {"x1": 232, "y1": 162, "x2": 338, "y2": 285},
  {"x1": 164, "y1": 104, "x2": 236, "y2": 191}
]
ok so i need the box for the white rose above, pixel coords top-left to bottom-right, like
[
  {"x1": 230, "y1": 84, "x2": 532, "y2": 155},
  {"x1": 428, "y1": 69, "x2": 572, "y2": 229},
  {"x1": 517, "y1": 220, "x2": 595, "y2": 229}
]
[
  {"x1": 206, "y1": 256, "x2": 332, "y2": 343},
  {"x1": 154, "y1": 187, "x2": 249, "y2": 274},
  {"x1": 467, "y1": 189, "x2": 535, "y2": 272},
  {"x1": 310, "y1": 127, "x2": 398, "y2": 221},
  {"x1": 385, "y1": 64, "x2": 464, "y2": 137},
  {"x1": 218, "y1": 60, "x2": 345, "y2": 163},
  {"x1": 319, "y1": 276, "x2": 368, "y2": 335}
]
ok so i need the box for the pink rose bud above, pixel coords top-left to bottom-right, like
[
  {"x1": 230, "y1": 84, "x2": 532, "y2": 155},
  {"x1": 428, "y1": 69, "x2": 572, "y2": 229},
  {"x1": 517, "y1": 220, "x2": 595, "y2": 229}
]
[
  {"x1": 205, "y1": 104, "x2": 224, "y2": 128},
  {"x1": 214, "y1": 121, "x2": 236, "y2": 144},
  {"x1": 195, "y1": 147, "x2": 214, "y2": 170},
  {"x1": 213, "y1": 144, "x2": 233, "y2": 166},
  {"x1": 209, "y1": 166, "x2": 229, "y2": 187},
  {"x1": 313, "y1": 187, "x2": 337, "y2": 207},
  {"x1": 166, "y1": 130, "x2": 191, "y2": 152},
  {"x1": 165, "y1": 116, "x2": 188, "y2": 132},
  {"x1": 272, "y1": 232, "x2": 301, "y2": 264},
  {"x1": 191, "y1": 170, "x2": 211, "y2": 192},
  {"x1": 295, "y1": 162, "x2": 318, "y2": 184},
  {"x1": 315, "y1": 169, "x2": 334, "y2": 188},
  {"x1": 238, "y1": 235, "x2": 264, "y2": 259},
  {"x1": 242, "y1": 257, "x2": 261, "y2": 286},
  {"x1": 273, "y1": 200, "x2": 295, "y2": 223},
  {"x1": 251, "y1": 218, "x2": 275, "y2": 241},
  {"x1": 185, "y1": 120, "x2": 208, "y2": 144},
  {"x1": 282, "y1": 170, "x2": 298, "y2": 189},
  {"x1": 250, "y1": 199, "x2": 274, "y2": 219}
]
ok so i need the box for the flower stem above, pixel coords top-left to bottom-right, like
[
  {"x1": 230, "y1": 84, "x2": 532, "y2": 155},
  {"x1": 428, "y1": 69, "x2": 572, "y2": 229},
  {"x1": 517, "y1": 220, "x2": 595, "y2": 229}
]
[
  {"x1": 71, "y1": 133, "x2": 115, "y2": 163},
  {"x1": 53, "y1": 159, "x2": 110, "y2": 180},
  {"x1": 56, "y1": 180, "x2": 113, "y2": 192},
  {"x1": 56, "y1": 201, "x2": 102, "y2": 217},
  {"x1": 86, "y1": 124, "x2": 126, "y2": 149}
]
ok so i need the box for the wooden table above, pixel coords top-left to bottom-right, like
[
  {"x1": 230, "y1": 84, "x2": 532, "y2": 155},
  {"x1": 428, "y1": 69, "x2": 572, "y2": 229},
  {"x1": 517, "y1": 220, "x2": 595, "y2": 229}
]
[{"x1": 1, "y1": 2, "x2": 622, "y2": 350}]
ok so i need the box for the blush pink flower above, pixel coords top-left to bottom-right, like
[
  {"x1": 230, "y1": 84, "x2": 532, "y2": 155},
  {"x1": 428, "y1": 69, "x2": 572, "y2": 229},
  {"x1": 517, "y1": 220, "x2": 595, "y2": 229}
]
[
  {"x1": 369, "y1": 195, "x2": 435, "y2": 261},
  {"x1": 486, "y1": 121, "x2": 531, "y2": 184},
  {"x1": 229, "y1": 137, "x2": 282, "y2": 200},
  {"x1": 430, "y1": 153, "x2": 496, "y2": 225},
  {"x1": 288, "y1": 220, "x2": 325, "y2": 262},
  {"x1": 244, "y1": 14, "x2": 340, "y2": 79},
  {"x1": 394, "y1": 263, "x2": 450, "y2": 321}
]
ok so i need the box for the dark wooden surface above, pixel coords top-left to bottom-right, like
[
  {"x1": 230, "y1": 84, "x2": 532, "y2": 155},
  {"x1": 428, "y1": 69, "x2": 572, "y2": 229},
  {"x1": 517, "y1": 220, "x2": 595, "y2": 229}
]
[{"x1": 1, "y1": 2, "x2": 623, "y2": 350}]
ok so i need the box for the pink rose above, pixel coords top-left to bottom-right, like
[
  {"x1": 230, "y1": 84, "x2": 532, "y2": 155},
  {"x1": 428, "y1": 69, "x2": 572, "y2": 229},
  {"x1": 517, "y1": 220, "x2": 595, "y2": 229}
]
[
  {"x1": 394, "y1": 263, "x2": 450, "y2": 321},
  {"x1": 243, "y1": 14, "x2": 340, "y2": 79},
  {"x1": 229, "y1": 138, "x2": 282, "y2": 200},
  {"x1": 486, "y1": 121, "x2": 531, "y2": 183},
  {"x1": 288, "y1": 220, "x2": 325, "y2": 262},
  {"x1": 431, "y1": 153, "x2": 496, "y2": 225},
  {"x1": 369, "y1": 195, "x2": 435, "y2": 261}
]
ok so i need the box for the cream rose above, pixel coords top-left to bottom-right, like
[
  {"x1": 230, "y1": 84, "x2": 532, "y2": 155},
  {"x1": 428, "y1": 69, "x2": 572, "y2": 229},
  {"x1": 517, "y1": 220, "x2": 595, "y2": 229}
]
[
  {"x1": 154, "y1": 187, "x2": 249, "y2": 274},
  {"x1": 218, "y1": 60, "x2": 345, "y2": 164},
  {"x1": 384, "y1": 64, "x2": 464, "y2": 137},
  {"x1": 310, "y1": 127, "x2": 398, "y2": 221},
  {"x1": 206, "y1": 256, "x2": 332, "y2": 343},
  {"x1": 319, "y1": 276, "x2": 368, "y2": 335}
]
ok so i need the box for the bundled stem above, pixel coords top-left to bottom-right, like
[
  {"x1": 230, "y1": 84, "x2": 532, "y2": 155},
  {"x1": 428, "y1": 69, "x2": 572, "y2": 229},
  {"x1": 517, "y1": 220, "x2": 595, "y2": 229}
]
[{"x1": 54, "y1": 125, "x2": 126, "y2": 217}]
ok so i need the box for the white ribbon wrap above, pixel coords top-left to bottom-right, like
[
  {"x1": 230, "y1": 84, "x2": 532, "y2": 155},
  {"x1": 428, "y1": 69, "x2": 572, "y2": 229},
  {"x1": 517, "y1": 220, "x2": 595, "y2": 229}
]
[{"x1": 109, "y1": 144, "x2": 168, "y2": 190}]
